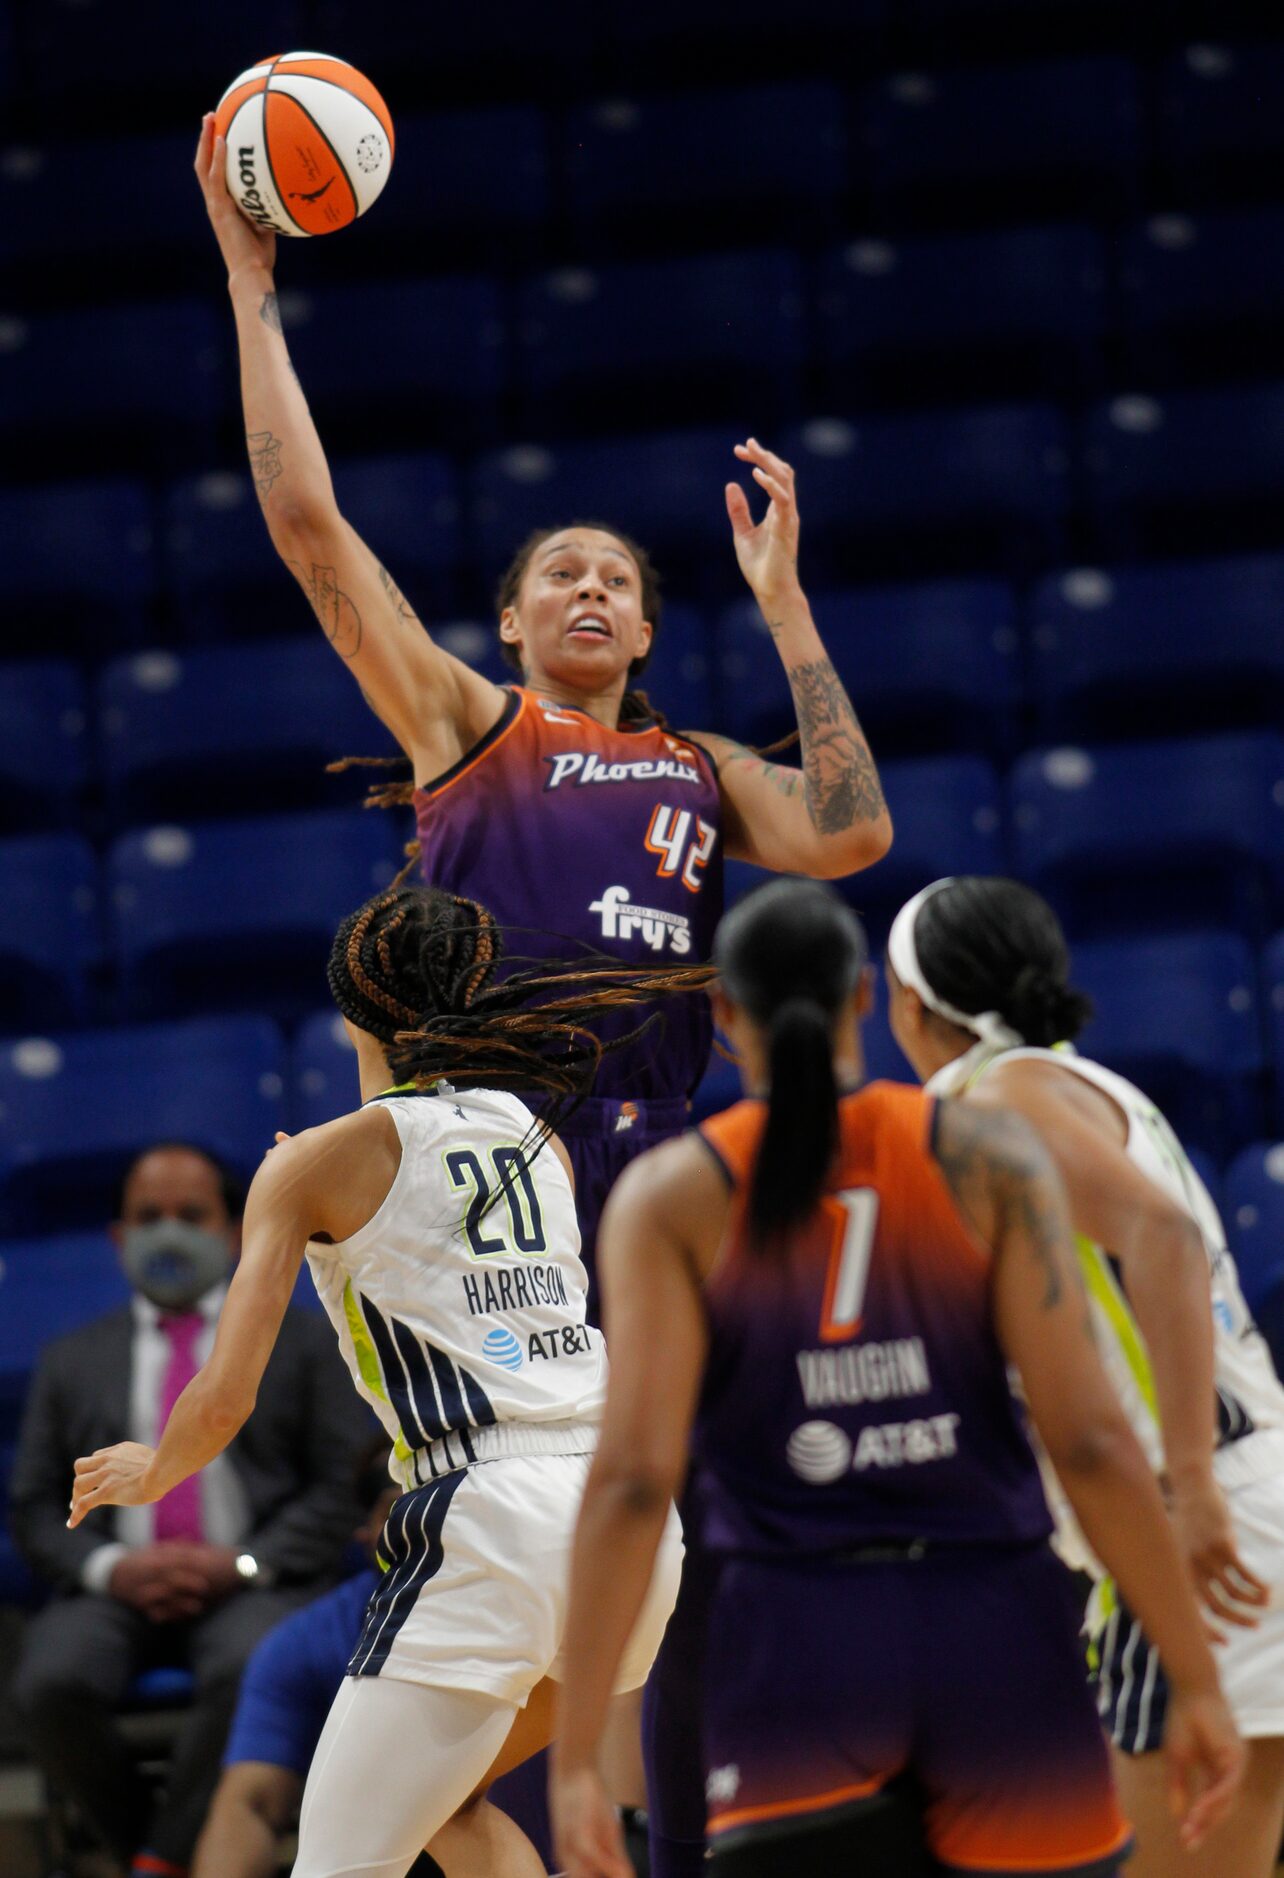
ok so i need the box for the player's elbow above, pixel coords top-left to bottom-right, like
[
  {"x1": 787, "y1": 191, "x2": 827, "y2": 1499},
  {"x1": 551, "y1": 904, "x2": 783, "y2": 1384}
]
[
  {"x1": 810, "y1": 808, "x2": 894, "y2": 879},
  {"x1": 1045, "y1": 1409, "x2": 1144, "y2": 1485},
  {"x1": 263, "y1": 496, "x2": 343, "y2": 562},
  {"x1": 592, "y1": 1453, "x2": 681, "y2": 1522}
]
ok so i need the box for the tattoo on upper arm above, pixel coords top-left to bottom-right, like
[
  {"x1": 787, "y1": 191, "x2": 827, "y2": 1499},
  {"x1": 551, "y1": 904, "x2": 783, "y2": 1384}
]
[
  {"x1": 284, "y1": 560, "x2": 363, "y2": 659},
  {"x1": 785, "y1": 658, "x2": 887, "y2": 834},
  {"x1": 934, "y1": 1102, "x2": 1081, "y2": 1315},
  {"x1": 247, "y1": 430, "x2": 284, "y2": 506},
  {"x1": 376, "y1": 562, "x2": 419, "y2": 630},
  {"x1": 259, "y1": 291, "x2": 283, "y2": 335}
]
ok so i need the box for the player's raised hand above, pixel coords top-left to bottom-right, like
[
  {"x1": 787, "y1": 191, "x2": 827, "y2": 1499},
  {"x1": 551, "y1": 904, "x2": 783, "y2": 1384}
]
[
  {"x1": 68, "y1": 1441, "x2": 160, "y2": 1528},
  {"x1": 194, "y1": 113, "x2": 276, "y2": 282},
  {"x1": 726, "y1": 437, "x2": 802, "y2": 613},
  {"x1": 1164, "y1": 1682, "x2": 1244, "y2": 1851},
  {"x1": 550, "y1": 1766, "x2": 633, "y2": 1878}
]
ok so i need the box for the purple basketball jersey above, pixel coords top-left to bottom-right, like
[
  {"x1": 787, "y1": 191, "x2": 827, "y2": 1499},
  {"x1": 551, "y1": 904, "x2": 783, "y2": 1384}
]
[
  {"x1": 415, "y1": 687, "x2": 723, "y2": 1101},
  {"x1": 695, "y1": 1086, "x2": 1053, "y2": 1556}
]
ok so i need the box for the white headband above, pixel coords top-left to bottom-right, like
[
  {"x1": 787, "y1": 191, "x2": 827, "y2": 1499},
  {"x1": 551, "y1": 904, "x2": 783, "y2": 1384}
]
[{"x1": 887, "y1": 880, "x2": 1023, "y2": 1050}]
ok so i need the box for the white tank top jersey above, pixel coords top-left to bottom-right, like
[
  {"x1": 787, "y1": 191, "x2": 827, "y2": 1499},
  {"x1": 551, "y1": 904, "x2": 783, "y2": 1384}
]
[
  {"x1": 931, "y1": 1042, "x2": 1284, "y2": 1574},
  {"x1": 306, "y1": 1087, "x2": 608, "y2": 1491}
]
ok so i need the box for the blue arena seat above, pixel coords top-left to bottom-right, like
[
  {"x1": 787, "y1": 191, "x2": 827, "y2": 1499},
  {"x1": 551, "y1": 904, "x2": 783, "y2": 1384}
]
[
  {"x1": 708, "y1": 577, "x2": 1020, "y2": 761},
  {"x1": 1072, "y1": 930, "x2": 1265, "y2": 1162},
  {"x1": 470, "y1": 430, "x2": 744, "y2": 604},
  {"x1": 860, "y1": 56, "x2": 1142, "y2": 227},
  {"x1": 517, "y1": 249, "x2": 806, "y2": 434},
  {"x1": 292, "y1": 1010, "x2": 361, "y2": 1134},
  {"x1": 107, "y1": 810, "x2": 404, "y2": 1023},
  {"x1": 329, "y1": 452, "x2": 463, "y2": 620},
  {"x1": 782, "y1": 405, "x2": 1070, "y2": 583},
  {"x1": 1225, "y1": 1144, "x2": 1284, "y2": 1316},
  {"x1": 164, "y1": 470, "x2": 300, "y2": 642},
  {"x1": 1082, "y1": 382, "x2": 1284, "y2": 560},
  {"x1": 359, "y1": 108, "x2": 551, "y2": 266},
  {"x1": 840, "y1": 753, "x2": 1006, "y2": 939},
  {"x1": 565, "y1": 84, "x2": 847, "y2": 252},
  {"x1": 0, "y1": 835, "x2": 100, "y2": 1031},
  {"x1": 636, "y1": 605, "x2": 717, "y2": 734},
  {"x1": 0, "y1": 299, "x2": 225, "y2": 476},
  {"x1": 0, "y1": 480, "x2": 155, "y2": 651},
  {"x1": 815, "y1": 223, "x2": 1108, "y2": 405},
  {"x1": 97, "y1": 641, "x2": 399, "y2": 827},
  {"x1": 0, "y1": 131, "x2": 211, "y2": 289},
  {"x1": 0, "y1": 660, "x2": 90, "y2": 835},
  {"x1": 1010, "y1": 733, "x2": 1284, "y2": 941},
  {"x1": 1029, "y1": 554, "x2": 1284, "y2": 742},
  {"x1": 0, "y1": 1235, "x2": 131, "y2": 1418},
  {"x1": 0, "y1": 1019, "x2": 285, "y2": 1236},
  {"x1": 1158, "y1": 42, "x2": 1284, "y2": 204},
  {"x1": 280, "y1": 276, "x2": 506, "y2": 450},
  {"x1": 1117, "y1": 207, "x2": 1284, "y2": 386}
]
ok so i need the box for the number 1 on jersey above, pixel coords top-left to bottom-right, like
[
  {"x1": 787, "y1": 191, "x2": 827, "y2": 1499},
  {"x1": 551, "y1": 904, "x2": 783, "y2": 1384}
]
[{"x1": 819, "y1": 1188, "x2": 879, "y2": 1342}]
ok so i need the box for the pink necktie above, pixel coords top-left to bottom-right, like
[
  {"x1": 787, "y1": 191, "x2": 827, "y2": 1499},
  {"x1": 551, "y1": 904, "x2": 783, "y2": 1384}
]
[{"x1": 153, "y1": 1312, "x2": 206, "y2": 1543}]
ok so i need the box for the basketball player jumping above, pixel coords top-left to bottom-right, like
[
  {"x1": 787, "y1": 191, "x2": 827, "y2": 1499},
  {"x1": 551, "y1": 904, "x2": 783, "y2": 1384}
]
[{"x1": 70, "y1": 883, "x2": 701, "y2": 1878}]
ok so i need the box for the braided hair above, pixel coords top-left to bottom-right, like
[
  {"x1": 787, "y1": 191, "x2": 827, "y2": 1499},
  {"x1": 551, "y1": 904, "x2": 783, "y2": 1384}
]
[{"x1": 328, "y1": 884, "x2": 714, "y2": 1143}]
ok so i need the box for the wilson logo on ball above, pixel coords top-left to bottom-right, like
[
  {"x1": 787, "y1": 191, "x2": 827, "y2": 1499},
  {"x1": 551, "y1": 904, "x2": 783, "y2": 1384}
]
[{"x1": 214, "y1": 52, "x2": 395, "y2": 238}]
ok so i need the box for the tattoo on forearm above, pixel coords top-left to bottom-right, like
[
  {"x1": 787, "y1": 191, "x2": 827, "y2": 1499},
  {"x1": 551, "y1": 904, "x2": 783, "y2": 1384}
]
[
  {"x1": 786, "y1": 657, "x2": 887, "y2": 834},
  {"x1": 285, "y1": 560, "x2": 363, "y2": 658},
  {"x1": 259, "y1": 291, "x2": 283, "y2": 334},
  {"x1": 376, "y1": 561, "x2": 418, "y2": 630},
  {"x1": 246, "y1": 430, "x2": 284, "y2": 506}
]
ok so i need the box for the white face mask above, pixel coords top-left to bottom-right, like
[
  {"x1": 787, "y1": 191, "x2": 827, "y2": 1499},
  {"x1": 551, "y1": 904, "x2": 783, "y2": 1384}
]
[{"x1": 119, "y1": 1219, "x2": 234, "y2": 1310}]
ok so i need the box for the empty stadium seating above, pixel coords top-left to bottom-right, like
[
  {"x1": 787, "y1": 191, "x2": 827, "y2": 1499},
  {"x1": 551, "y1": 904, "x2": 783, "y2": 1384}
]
[
  {"x1": 1029, "y1": 554, "x2": 1284, "y2": 742},
  {"x1": 106, "y1": 809, "x2": 404, "y2": 1022},
  {"x1": 96, "y1": 640, "x2": 398, "y2": 826},
  {"x1": 0, "y1": 1017, "x2": 285, "y2": 1235},
  {"x1": 0, "y1": 836, "x2": 100, "y2": 1031},
  {"x1": 1072, "y1": 930, "x2": 1265, "y2": 1160},
  {"x1": 1009, "y1": 733, "x2": 1284, "y2": 941}
]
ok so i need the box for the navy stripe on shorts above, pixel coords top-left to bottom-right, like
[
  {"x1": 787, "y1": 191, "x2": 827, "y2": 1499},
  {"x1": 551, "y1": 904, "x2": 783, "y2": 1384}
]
[
  {"x1": 1094, "y1": 1597, "x2": 1169, "y2": 1756},
  {"x1": 348, "y1": 1471, "x2": 467, "y2": 1679}
]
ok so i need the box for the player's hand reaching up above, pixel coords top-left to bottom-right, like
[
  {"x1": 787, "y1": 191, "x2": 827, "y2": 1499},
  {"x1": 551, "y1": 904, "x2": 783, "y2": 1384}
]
[
  {"x1": 195, "y1": 112, "x2": 277, "y2": 285},
  {"x1": 550, "y1": 1766, "x2": 633, "y2": 1878},
  {"x1": 726, "y1": 437, "x2": 802, "y2": 616}
]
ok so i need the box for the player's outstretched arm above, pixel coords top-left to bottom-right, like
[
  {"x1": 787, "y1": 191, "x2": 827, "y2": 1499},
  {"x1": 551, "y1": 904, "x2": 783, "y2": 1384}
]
[
  {"x1": 972, "y1": 1057, "x2": 1267, "y2": 1632},
  {"x1": 935, "y1": 1099, "x2": 1244, "y2": 1852},
  {"x1": 68, "y1": 1108, "x2": 400, "y2": 1530},
  {"x1": 194, "y1": 115, "x2": 504, "y2": 777},
  {"x1": 696, "y1": 438, "x2": 892, "y2": 880},
  {"x1": 552, "y1": 1139, "x2": 714, "y2": 1878}
]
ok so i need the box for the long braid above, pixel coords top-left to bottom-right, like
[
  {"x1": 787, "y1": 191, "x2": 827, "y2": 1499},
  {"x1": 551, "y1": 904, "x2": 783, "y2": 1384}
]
[{"x1": 328, "y1": 886, "x2": 714, "y2": 1141}]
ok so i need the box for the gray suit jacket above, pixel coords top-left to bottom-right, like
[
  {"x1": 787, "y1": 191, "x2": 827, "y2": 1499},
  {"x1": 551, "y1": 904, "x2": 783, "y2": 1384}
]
[{"x1": 9, "y1": 1302, "x2": 377, "y2": 1594}]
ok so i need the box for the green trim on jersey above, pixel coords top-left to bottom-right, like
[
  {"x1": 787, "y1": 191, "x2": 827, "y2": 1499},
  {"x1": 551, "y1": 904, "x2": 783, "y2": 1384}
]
[{"x1": 342, "y1": 1279, "x2": 414, "y2": 1466}]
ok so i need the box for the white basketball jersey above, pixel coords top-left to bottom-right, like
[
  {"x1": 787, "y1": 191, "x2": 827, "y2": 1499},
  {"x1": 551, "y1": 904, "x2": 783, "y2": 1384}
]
[
  {"x1": 306, "y1": 1087, "x2": 608, "y2": 1490},
  {"x1": 931, "y1": 1042, "x2": 1284, "y2": 1572}
]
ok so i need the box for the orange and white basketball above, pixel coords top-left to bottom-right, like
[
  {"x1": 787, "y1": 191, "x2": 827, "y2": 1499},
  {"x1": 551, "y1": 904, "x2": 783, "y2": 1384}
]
[{"x1": 214, "y1": 52, "x2": 394, "y2": 238}]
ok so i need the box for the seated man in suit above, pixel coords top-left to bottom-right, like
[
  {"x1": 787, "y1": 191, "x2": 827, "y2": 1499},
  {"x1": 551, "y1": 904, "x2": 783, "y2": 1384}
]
[{"x1": 9, "y1": 1140, "x2": 373, "y2": 1878}]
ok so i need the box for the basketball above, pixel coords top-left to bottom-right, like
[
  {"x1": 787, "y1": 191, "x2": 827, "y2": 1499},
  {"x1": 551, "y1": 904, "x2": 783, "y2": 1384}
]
[{"x1": 213, "y1": 52, "x2": 394, "y2": 238}]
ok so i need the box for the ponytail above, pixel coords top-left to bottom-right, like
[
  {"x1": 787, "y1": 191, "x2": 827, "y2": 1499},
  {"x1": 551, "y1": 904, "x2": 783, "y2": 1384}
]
[{"x1": 747, "y1": 996, "x2": 840, "y2": 1251}]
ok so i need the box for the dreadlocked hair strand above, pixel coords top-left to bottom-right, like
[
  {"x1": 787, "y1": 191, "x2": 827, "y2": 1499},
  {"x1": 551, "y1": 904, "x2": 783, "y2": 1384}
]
[{"x1": 328, "y1": 886, "x2": 715, "y2": 1146}]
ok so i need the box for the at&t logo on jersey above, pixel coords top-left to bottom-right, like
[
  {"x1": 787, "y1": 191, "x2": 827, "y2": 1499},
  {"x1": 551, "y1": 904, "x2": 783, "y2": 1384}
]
[
  {"x1": 590, "y1": 885, "x2": 692, "y2": 954},
  {"x1": 482, "y1": 1327, "x2": 524, "y2": 1371}
]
